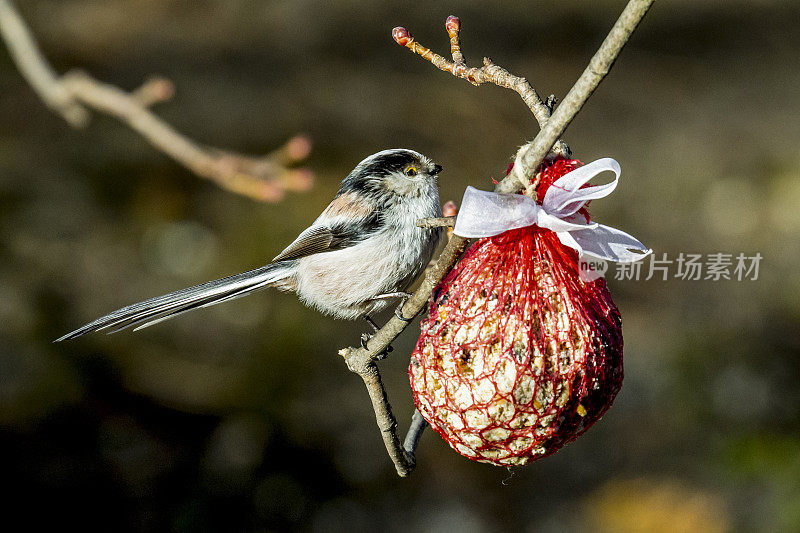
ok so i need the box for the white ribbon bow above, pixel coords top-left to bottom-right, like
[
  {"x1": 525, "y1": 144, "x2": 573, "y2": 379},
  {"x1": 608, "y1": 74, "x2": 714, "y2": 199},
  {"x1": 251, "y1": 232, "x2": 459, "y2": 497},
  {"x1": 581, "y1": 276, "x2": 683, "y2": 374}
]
[{"x1": 453, "y1": 158, "x2": 651, "y2": 263}]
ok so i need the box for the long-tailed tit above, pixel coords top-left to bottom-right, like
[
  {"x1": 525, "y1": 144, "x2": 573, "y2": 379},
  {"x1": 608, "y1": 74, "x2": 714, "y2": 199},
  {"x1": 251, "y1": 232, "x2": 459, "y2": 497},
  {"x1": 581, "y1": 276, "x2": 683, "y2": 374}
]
[{"x1": 57, "y1": 149, "x2": 444, "y2": 341}]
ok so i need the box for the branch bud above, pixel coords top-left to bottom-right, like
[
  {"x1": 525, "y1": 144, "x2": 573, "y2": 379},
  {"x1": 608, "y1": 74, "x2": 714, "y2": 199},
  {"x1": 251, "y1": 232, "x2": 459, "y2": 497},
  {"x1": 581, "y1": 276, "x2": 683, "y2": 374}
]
[
  {"x1": 445, "y1": 16, "x2": 461, "y2": 35},
  {"x1": 392, "y1": 27, "x2": 412, "y2": 46},
  {"x1": 284, "y1": 135, "x2": 312, "y2": 161},
  {"x1": 146, "y1": 77, "x2": 175, "y2": 101}
]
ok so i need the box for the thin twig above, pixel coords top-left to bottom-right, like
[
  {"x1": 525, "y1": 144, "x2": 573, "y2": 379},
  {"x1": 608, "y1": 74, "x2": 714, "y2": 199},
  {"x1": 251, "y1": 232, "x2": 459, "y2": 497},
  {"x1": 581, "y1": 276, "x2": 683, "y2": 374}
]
[
  {"x1": 130, "y1": 76, "x2": 175, "y2": 107},
  {"x1": 416, "y1": 216, "x2": 455, "y2": 229},
  {"x1": 0, "y1": 0, "x2": 312, "y2": 202},
  {"x1": 403, "y1": 409, "x2": 427, "y2": 460},
  {"x1": 393, "y1": 16, "x2": 569, "y2": 158},
  {"x1": 356, "y1": 360, "x2": 413, "y2": 476},
  {"x1": 497, "y1": 0, "x2": 656, "y2": 194}
]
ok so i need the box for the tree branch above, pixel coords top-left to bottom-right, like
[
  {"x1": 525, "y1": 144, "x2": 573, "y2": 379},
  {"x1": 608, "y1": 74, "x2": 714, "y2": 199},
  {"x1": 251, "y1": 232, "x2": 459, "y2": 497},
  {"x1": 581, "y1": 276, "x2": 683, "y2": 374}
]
[
  {"x1": 392, "y1": 16, "x2": 570, "y2": 158},
  {"x1": 355, "y1": 360, "x2": 414, "y2": 476},
  {"x1": 0, "y1": 0, "x2": 313, "y2": 203},
  {"x1": 339, "y1": 232, "x2": 468, "y2": 476},
  {"x1": 497, "y1": 0, "x2": 656, "y2": 193},
  {"x1": 0, "y1": 0, "x2": 88, "y2": 126},
  {"x1": 343, "y1": 0, "x2": 655, "y2": 477}
]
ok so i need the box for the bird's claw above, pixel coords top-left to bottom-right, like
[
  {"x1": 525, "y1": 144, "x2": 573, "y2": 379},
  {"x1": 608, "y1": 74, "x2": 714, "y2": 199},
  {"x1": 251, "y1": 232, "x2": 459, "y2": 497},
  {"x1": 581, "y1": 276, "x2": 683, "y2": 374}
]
[
  {"x1": 394, "y1": 294, "x2": 413, "y2": 322},
  {"x1": 360, "y1": 332, "x2": 392, "y2": 358}
]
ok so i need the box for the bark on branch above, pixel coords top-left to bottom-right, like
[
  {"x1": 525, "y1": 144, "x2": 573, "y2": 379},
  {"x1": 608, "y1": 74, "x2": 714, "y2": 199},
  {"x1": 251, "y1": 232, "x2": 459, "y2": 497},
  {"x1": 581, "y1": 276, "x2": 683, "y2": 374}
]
[{"x1": 0, "y1": 0, "x2": 313, "y2": 202}]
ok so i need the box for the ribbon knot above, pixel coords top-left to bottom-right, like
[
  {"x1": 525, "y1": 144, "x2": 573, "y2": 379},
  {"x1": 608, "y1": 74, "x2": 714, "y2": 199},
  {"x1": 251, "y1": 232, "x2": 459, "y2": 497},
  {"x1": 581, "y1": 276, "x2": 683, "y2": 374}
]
[{"x1": 453, "y1": 158, "x2": 651, "y2": 263}]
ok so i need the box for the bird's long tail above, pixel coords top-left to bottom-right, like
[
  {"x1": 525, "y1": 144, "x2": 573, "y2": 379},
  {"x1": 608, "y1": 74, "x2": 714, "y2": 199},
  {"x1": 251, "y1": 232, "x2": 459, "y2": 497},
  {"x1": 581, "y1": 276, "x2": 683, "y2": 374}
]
[{"x1": 55, "y1": 261, "x2": 294, "y2": 341}]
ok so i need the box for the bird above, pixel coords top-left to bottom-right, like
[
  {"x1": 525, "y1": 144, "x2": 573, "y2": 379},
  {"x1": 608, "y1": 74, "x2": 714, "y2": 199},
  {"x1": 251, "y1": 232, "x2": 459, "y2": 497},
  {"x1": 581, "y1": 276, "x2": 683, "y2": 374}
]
[{"x1": 56, "y1": 149, "x2": 444, "y2": 342}]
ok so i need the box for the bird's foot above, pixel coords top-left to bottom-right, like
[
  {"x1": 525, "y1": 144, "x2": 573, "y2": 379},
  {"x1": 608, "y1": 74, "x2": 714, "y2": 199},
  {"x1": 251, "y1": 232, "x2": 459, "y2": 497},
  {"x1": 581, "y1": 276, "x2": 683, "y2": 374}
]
[
  {"x1": 371, "y1": 291, "x2": 414, "y2": 322},
  {"x1": 360, "y1": 332, "x2": 372, "y2": 349},
  {"x1": 360, "y1": 332, "x2": 393, "y2": 359},
  {"x1": 364, "y1": 314, "x2": 381, "y2": 333},
  {"x1": 393, "y1": 293, "x2": 414, "y2": 322},
  {"x1": 361, "y1": 314, "x2": 393, "y2": 358}
]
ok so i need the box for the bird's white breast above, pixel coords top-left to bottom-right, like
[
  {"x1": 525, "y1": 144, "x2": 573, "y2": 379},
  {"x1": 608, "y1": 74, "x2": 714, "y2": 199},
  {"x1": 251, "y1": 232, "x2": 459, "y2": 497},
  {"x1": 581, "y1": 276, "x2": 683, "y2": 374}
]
[{"x1": 293, "y1": 186, "x2": 442, "y2": 320}]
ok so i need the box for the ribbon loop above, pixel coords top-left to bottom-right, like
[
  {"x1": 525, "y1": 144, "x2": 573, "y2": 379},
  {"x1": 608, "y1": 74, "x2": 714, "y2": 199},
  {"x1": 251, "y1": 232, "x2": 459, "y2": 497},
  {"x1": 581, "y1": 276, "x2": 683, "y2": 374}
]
[
  {"x1": 453, "y1": 158, "x2": 651, "y2": 263},
  {"x1": 543, "y1": 157, "x2": 621, "y2": 216}
]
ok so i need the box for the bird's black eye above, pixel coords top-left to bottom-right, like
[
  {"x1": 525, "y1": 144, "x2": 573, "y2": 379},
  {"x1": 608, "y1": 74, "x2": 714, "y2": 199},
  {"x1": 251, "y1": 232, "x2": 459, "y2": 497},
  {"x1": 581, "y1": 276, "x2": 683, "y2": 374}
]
[{"x1": 405, "y1": 166, "x2": 418, "y2": 177}]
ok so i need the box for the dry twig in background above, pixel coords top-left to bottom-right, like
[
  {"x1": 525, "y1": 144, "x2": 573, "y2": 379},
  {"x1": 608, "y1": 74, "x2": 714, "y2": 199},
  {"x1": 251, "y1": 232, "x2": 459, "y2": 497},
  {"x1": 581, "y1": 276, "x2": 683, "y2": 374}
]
[
  {"x1": 0, "y1": 0, "x2": 313, "y2": 202},
  {"x1": 341, "y1": 0, "x2": 656, "y2": 477}
]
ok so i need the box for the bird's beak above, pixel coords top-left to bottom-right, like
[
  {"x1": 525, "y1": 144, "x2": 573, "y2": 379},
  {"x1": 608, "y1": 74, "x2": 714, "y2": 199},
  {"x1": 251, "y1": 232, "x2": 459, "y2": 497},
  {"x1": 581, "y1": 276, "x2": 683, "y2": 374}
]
[{"x1": 431, "y1": 164, "x2": 443, "y2": 175}]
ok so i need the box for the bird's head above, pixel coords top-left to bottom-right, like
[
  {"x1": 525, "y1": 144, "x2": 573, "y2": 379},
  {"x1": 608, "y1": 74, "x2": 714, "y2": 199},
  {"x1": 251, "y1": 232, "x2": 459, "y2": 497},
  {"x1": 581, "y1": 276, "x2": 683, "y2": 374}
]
[{"x1": 341, "y1": 149, "x2": 442, "y2": 198}]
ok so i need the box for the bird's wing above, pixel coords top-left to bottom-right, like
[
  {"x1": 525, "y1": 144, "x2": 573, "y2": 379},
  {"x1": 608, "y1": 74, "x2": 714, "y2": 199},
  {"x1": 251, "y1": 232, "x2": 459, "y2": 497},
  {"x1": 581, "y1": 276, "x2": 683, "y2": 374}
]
[
  {"x1": 271, "y1": 192, "x2": 381, "y2": 262},
  {"x1": 271, "y1": 226, "x2": 339, "y2": 262}
]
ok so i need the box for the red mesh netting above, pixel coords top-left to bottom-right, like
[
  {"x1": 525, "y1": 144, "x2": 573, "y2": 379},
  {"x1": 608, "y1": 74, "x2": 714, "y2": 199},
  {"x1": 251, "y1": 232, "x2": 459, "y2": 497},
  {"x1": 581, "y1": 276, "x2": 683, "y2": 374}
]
[{"x1": 409, "y1": 159, "x2": 623, "y2": 466}]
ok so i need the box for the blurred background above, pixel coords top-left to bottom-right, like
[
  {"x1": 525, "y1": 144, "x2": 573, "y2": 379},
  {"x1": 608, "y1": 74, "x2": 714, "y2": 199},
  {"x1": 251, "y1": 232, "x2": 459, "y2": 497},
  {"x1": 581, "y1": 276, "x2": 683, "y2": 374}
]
[{"x1": 1, "y1": 0, "x2": 799, "y2": 531}]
